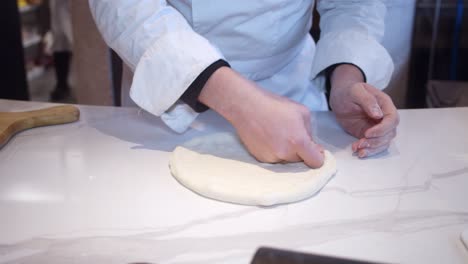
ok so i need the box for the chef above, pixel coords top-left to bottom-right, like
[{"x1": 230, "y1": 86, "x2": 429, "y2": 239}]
[{"x1": 89, "y1": 0, "x2": 399, "y2": 168}]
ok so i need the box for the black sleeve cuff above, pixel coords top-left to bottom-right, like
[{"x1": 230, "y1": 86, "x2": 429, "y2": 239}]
[
  {"x1": 324, "y1": 63, "x2": 367, "y2": 110},
  {"x1": 180, "y1": 59, "x2": 230, "y2": 113}
]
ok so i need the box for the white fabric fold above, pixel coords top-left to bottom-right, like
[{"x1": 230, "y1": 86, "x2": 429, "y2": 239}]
[
  {"x1": 89, "y1": 0, "x2": 222, "y2": 132},
  {"x1": 129, "y1": 31, "x2": 222, "y2": 118},
  {"x1": 311, "y1": 30, "x2": 394, "y2": 89},
  {"x1": 312, "y1": 0, "x2": 394, "y2": 89}
]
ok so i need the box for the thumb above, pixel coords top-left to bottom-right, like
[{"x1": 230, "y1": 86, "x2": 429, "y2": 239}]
[
  {"x1": 297, "y1": 139, "x2": 325, "y2": 169},
  {"x1": 353, "y1": 84, "x2": 383, "y2": 119}
]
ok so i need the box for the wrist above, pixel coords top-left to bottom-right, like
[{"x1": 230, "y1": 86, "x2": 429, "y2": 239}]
[
  {"x1": 330, "y1": 64, "x2": 365, "y2": 92},
  {"x1": 198, "y1": 67, "x2": 260, "y2": 124}
]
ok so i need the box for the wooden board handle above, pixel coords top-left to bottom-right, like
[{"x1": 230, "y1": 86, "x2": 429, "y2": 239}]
[
  {"x1": 0, "y1": 105, "x2": 80, "y2": 148},
  {"x1": 17, "y1": 105, "x2": 80, "y2": 128}
]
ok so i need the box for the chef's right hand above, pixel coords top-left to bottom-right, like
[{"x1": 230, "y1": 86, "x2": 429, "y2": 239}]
[{"x1": 199, "y1": 67, "x2": 325, "y2": 168}]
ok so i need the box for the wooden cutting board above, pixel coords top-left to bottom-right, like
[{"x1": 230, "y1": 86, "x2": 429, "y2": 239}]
[{"x1": 0, "y1": 105, "x2": 80, "y2": 148}]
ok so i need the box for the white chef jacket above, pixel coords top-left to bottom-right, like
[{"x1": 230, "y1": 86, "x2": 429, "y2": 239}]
[{"x1": 89, "y1": 0, "x2": 394, "y2": 133}]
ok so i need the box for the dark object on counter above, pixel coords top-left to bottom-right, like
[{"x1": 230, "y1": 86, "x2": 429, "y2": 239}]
[{"x1": 251, "y1": 247, "x2": 388, "y2": 264}]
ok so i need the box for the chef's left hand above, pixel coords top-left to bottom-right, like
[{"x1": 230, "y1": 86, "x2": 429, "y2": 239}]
[{"x1": 329, "y1": 64, "x2": 399, "y2": 158}]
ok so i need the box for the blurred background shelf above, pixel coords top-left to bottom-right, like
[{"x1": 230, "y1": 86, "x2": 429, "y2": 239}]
[
  {"x1": 22, "y1": 33, "x2": 41, "y2": 48},
  {"x1": 26, "y1": 65, "x2": 45, "y2": 81},
  {"x1": 407, "y1": 0, "x2": 468, "y2": 108},
  {"x1": 19, "y1": 3, "x2": 39, "y2": 13},
  {"x1": 15, "y1": 0, "x2": 56, "y2": 102}
]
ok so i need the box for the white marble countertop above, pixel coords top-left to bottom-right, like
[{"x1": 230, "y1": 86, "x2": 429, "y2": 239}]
[{"x1": 0, "y1": 99, "x2": 467, "y2": 264}]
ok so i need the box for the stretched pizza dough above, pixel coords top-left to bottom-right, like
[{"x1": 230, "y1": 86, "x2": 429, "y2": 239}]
[{"x1": 169, "y1": 133, "x2": 337, "y2": 206}]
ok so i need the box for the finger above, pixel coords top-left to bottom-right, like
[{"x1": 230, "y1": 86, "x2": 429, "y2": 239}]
[
  {"x1": 279, "y1": 157, "x2": 302, "y2": 164},
  {"x1": 346, "y1": 119, "x2": 376, "y2": 139},
  {"x1": 354, "y1": 129, "x2": 396, "y2": 151},
  {"x1": 364, "y1": 93, "x2": 399, "y2": 138},
  {"x1": 252, "y1": 150, "x2": 281, "y2": 164},
  {"x1": 279, "y1": 152, "x2": 303, "y2": 163},
  {"x1": 358, "y1": 143, "x2": 390, "y2": 158},
  {"x1": 244, "y1": 141, "x2": 283, "y2": 164},
  {"x1": 352, "y1": 140, "x2": 359, "y2": 152},
  {"x1": 296, "y1": 139, "x2": 325, "y2": 168},
  {"x1": 272, "y1": 140, "x2": 303, "y2": 163},
  {"x1": 279, "y1": 143, "x2": 325, "y2": 164},
  {"x1": 303, "y1": 114, "x2": 325, "y2": 154},
  {"x1": 351, "y1": 83, "x2": 384, "y2": 120},
  {"x1": 365, "y1": 115, "x2": 397, "y2": 138}
]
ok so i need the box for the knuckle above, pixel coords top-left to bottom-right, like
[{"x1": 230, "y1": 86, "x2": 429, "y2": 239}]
[
  {"x1": 352, "y1": 82, "x2": 365, "y2": 90},
  {"x1": 288, "y1": 135, "x2": 306, "y2": 148},
  {"x1": 381, "y1": 93, "x2": 392, "y2": 102},
  {"x1": 361, "y1": 94, "x2": 377, "y2": 106}
]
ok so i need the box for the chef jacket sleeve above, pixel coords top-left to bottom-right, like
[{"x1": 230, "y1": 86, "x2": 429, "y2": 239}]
[
  {"x1": 180, "y1": 59, "x2": 230, "y2": 113},
  {"x1": 311, "y1": 0, "x2": 394, "y2": 90},
  {"x1": 89, "y1": 0, "x2": 224, "y2": 133}
]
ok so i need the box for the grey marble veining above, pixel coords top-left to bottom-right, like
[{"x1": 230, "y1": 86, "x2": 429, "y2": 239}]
[{"x1": 0, "y1": 99, "x2": 467, "y2": 263}]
